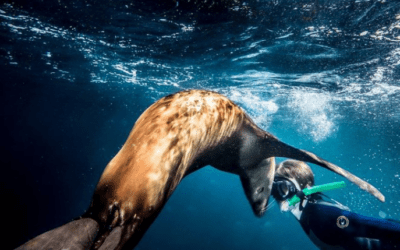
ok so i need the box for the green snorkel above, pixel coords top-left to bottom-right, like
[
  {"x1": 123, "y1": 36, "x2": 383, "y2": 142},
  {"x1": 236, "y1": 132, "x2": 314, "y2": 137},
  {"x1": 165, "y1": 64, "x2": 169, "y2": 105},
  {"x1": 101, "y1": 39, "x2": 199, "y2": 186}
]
[{"x1": 288, "y1": 181, "x2": 346, "y2": 207}]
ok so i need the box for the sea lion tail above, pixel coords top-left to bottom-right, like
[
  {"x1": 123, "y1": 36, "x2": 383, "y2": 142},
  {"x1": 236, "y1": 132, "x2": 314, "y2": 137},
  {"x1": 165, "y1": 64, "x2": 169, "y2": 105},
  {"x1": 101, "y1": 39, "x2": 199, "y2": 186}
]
[
  {"x1": 269, "y1": 138, "x2": 385, "y2": 203},
  {"x1": 15, "y1": 218, "x2": 100, "y2": 250}
]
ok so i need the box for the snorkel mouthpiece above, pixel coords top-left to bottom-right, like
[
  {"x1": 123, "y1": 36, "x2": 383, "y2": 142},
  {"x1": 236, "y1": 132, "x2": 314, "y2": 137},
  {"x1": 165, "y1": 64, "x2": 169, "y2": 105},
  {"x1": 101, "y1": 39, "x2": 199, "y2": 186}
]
[{"x1": 288, "y1": 181, "x2": 346, "y2": 207}]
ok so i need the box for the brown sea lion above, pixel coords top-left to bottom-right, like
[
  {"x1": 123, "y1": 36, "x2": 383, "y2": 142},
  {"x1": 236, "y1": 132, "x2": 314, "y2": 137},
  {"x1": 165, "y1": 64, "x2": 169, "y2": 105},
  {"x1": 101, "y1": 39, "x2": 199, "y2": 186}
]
[{"x1": 17, "y1": 89, "x2": 384, "y2": 250}]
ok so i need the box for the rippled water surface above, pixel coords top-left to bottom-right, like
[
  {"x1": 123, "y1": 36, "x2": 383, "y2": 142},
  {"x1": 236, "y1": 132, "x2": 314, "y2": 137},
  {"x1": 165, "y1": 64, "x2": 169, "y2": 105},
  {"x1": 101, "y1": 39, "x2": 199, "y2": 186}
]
[{"x1": 1, "y1": 0, "x2": 400, "y2": 249}]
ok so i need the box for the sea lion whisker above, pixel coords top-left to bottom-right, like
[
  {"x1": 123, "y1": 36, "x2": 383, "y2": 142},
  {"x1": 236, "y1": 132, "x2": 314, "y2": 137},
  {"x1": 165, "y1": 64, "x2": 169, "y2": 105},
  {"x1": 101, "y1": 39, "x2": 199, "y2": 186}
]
[{"x1": 266, "y1": 199, "x2": 276, "y2": 211}]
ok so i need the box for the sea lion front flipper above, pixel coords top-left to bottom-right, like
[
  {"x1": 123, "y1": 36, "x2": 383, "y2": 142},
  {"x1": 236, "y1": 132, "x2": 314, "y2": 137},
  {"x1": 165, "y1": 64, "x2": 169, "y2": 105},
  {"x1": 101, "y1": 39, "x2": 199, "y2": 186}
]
[
  {"x1": 240, "y1": 157, "x2": 276, "y2": 217},
  {"x1": 16, "y1": 218, "x2": 99, "y2": 250},
  {"x1": 97, "y1": 226, "x2": 122, "y2": 250},
  {"x1": 268, "y1": 138, "x2": 385, "y2": 202}
]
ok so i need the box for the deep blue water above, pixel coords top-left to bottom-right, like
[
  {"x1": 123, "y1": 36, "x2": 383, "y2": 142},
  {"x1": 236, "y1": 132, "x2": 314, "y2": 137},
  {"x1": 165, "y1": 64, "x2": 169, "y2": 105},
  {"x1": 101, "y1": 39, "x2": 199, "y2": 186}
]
[{"x1": 1, "y1": 0, "x2": 400, "y2": 249}]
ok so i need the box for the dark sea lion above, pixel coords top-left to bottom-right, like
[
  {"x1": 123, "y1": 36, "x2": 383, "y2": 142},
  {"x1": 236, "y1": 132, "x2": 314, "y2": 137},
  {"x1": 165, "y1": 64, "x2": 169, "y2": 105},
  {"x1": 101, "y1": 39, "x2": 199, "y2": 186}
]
[{"x1": 17, "y1": 89, "x2": 384, "y2": 250}]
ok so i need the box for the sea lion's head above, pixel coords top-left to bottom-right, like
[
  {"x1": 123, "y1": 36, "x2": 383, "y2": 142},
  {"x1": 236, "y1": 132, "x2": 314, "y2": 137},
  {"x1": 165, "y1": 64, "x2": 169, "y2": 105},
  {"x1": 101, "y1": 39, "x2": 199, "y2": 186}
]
[
  {"x1": 242, "y1": 179, "x2": 270, "y2": 217},
  {"x1": 239, "y1": 157, "x2": 276, "y2": 217}
]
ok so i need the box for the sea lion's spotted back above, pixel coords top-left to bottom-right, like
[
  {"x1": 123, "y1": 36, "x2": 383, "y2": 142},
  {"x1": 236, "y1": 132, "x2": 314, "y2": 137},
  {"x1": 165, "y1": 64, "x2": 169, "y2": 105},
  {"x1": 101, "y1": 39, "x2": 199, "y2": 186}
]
[{"x1": 93, "y1": 90, "x2": 252, "y2": 223}]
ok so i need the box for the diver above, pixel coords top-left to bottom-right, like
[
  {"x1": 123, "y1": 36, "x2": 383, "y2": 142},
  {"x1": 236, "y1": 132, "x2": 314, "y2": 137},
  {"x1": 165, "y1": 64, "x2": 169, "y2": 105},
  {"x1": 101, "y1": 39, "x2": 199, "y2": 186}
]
[{"x1": 271, "y1": 160, "x2": 400, "y2": 250}]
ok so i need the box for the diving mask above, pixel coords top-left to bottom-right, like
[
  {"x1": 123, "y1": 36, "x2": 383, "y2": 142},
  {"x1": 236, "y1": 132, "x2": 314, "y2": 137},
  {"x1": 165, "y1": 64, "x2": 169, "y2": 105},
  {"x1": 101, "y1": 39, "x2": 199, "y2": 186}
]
[
  {"x1": 272, "y1": 178, "x2": 347, "y2": 208},
  {"x1": 272, "y1": 177, "x2": 298, "y2": 201}
]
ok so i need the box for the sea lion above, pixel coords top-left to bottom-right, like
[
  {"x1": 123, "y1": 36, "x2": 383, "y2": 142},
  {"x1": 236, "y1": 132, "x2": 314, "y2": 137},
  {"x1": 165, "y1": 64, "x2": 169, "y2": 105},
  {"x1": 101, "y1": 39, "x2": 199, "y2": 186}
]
[{"x1": 17, "y1": 89, "x2": 384, "y2": 250}]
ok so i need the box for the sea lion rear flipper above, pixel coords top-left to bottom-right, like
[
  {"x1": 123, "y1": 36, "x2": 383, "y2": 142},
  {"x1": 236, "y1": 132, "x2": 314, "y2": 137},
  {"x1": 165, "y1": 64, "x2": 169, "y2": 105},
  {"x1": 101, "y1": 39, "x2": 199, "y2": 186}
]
[
  {"x1": 15, "y1": 218, "x2": 99, "y2": 250},
  {"x1": 269, "y1": 138, "x2": 385, "y2": 202}
]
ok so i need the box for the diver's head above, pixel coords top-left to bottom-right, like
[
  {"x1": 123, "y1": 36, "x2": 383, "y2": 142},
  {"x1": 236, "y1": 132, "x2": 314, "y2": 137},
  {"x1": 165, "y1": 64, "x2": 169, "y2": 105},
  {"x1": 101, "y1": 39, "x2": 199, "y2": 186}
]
[
  {"x1": 272, "y1": 160, "x2": 314, "y2": 211},
  {"x1": 275, "y1": 160, "x2": 314, "y2": 189}
]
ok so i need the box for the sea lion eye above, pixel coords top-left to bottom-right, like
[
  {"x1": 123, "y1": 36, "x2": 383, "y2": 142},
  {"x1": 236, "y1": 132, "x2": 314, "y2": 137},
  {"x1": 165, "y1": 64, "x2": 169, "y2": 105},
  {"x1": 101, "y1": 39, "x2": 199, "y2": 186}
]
[{"x1": 257, "y1": 187, "x2": 264, "y2": 193}]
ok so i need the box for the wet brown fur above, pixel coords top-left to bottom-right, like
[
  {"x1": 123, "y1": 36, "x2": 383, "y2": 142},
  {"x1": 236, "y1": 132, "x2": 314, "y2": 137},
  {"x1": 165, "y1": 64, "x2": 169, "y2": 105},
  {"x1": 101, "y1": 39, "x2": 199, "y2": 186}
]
[
  {"x1": 96, "y1": 89, "x2": 246, "y2": 212},
  {"x1": 87, "y1": 89, "x2": 258, "y2": 249}
]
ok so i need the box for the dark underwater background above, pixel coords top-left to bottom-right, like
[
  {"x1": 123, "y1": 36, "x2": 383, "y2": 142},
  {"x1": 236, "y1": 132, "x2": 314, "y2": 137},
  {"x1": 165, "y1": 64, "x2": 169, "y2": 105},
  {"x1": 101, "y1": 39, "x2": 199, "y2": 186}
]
[{"x1": 1, "y1": 0, "x2": 400, "y2": 249}]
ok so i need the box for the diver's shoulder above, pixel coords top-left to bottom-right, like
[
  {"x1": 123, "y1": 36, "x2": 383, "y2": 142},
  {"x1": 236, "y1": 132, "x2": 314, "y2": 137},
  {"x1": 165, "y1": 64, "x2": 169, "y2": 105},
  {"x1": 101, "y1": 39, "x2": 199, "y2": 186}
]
[{"x1": 308, "y1": 193, "x2": 350, "y2": 211}]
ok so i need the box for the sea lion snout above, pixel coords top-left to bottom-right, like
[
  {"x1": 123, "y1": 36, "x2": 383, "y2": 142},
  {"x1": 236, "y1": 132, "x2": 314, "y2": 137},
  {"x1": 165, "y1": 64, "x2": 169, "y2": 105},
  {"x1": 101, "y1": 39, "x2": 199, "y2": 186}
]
[
  {"x1": 240, "y1": 180, "x2": 269, "y2": 217},
  {"x1": 247, "y1": 180, "x2": 270, "y2": 217},
  {"x1": 240, "y1": 158, "x2": 276, "y2": 217},
  {"x1": 251, "y1": 194, "x2": 269, "y2": 218}
]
